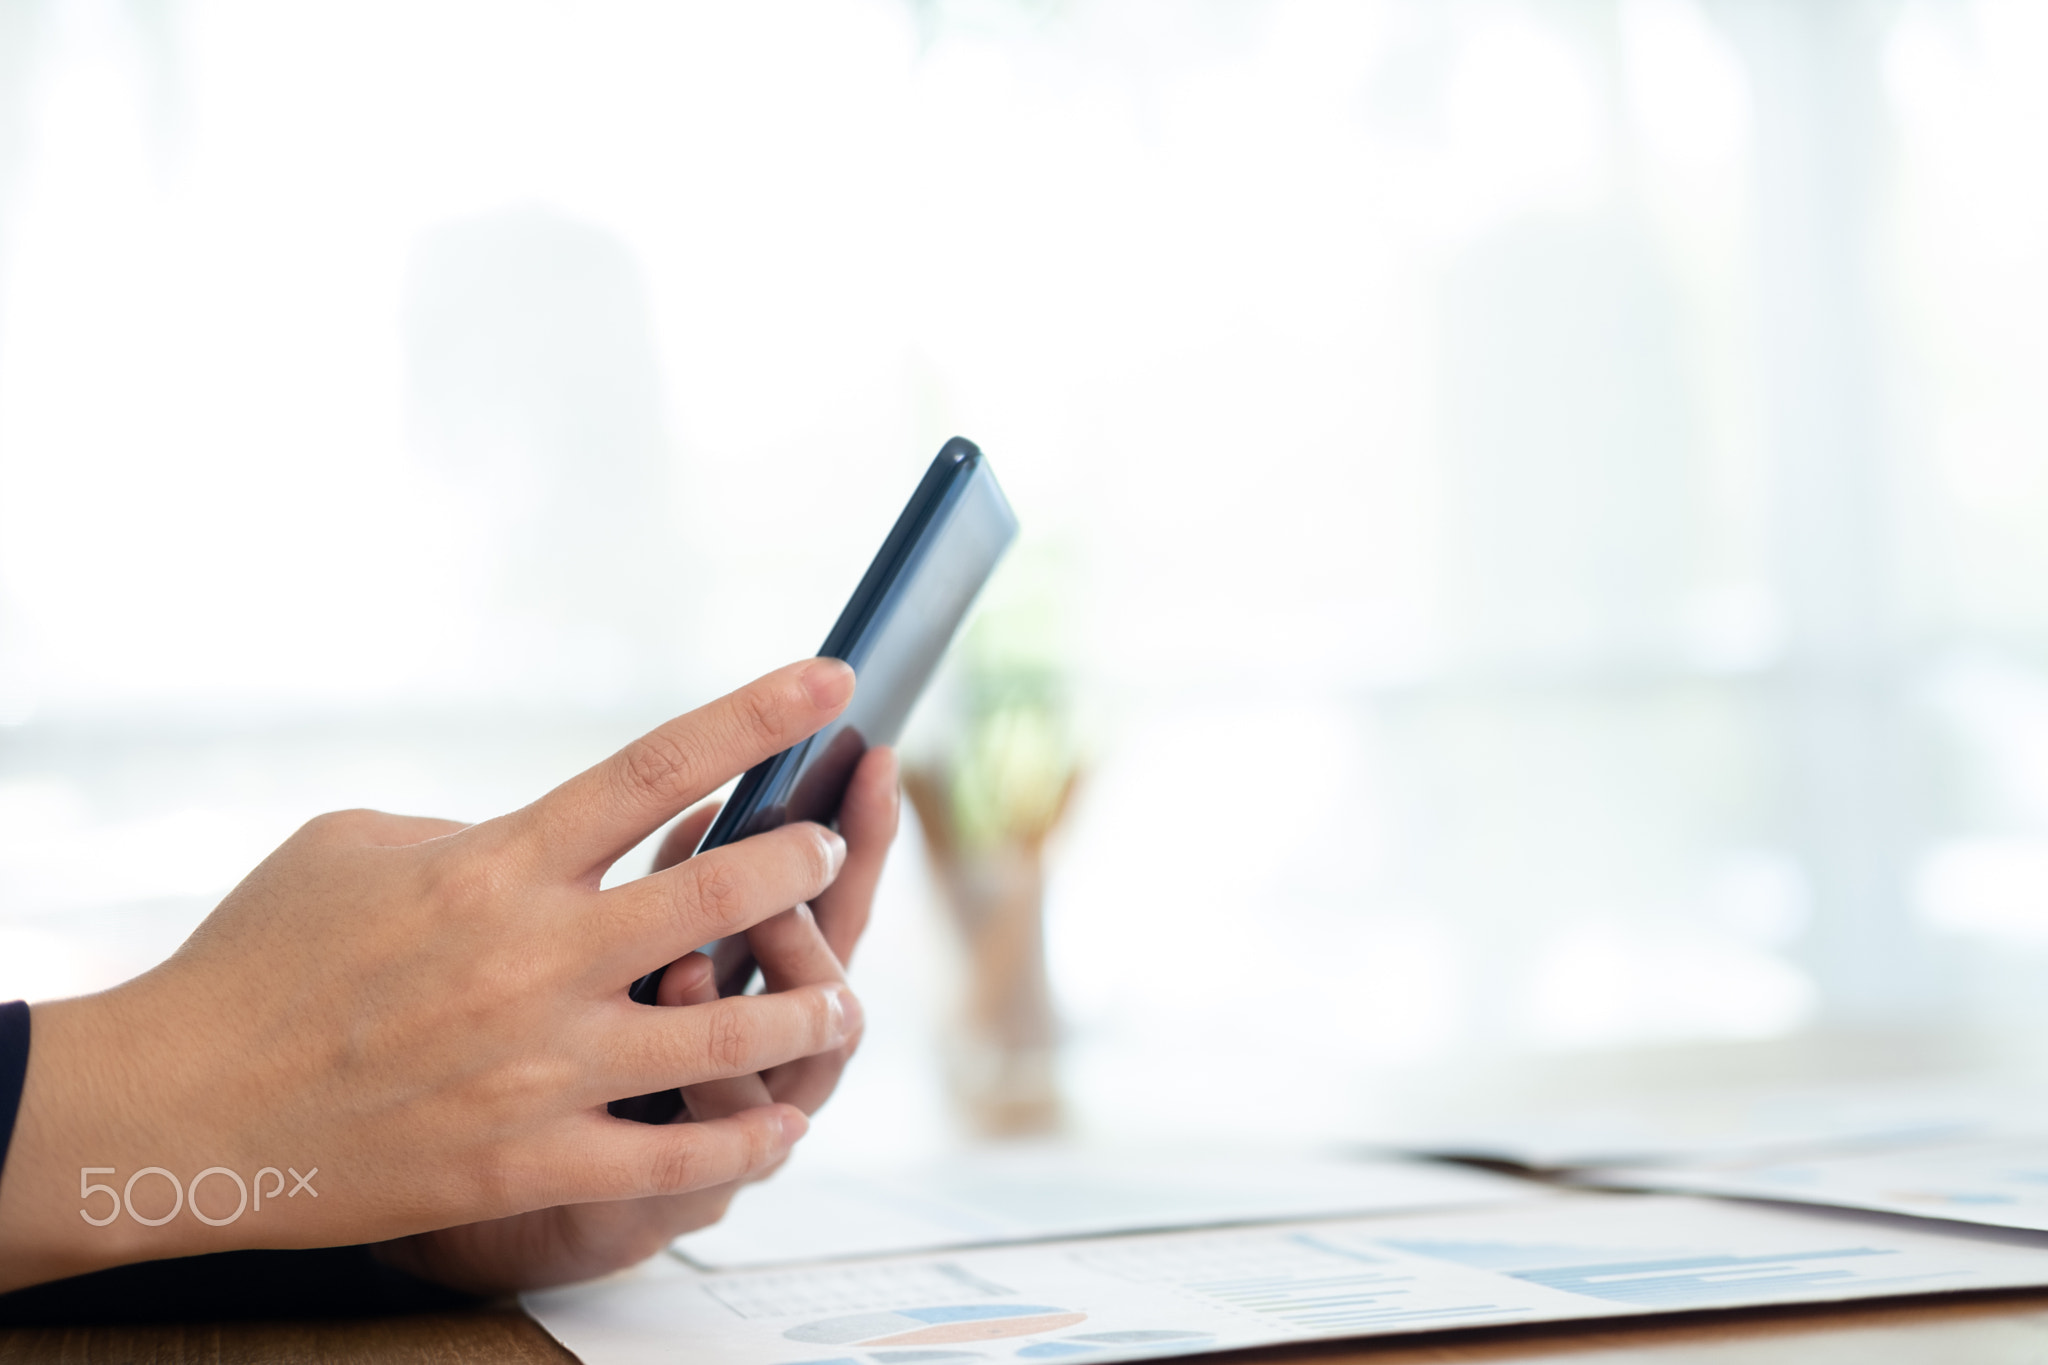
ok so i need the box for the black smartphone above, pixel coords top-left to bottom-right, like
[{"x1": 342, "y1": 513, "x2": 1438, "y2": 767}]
[{"x1": 611, "y1": 437, "x2": 1017, "y2": 1123}]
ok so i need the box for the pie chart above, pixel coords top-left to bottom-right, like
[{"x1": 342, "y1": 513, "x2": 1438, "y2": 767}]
[{"x1": 785, "y1": 1305, "x2": 1088, "y2": 1348}]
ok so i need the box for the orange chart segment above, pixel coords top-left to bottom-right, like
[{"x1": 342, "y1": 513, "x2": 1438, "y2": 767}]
[
  {"x1": 785, "y1": 1305, "x2": 1089, "y2": 1347},
  {"x1": 869, "y1": 1313, "x2": 1090, "y2": 1345}
]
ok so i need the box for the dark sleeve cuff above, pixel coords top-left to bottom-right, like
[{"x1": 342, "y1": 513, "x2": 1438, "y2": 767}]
[
  {"x1": 0, "y1": 1001, "x2": 27, "y2": 1182},
  {"x1": 0, "y1": 1245, "x2": 483, "y2": 1325}
]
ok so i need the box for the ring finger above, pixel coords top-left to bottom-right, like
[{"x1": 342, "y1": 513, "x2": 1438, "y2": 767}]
[{"x1": 660, "y1": 952, "x2": 776, "y2": 1123}]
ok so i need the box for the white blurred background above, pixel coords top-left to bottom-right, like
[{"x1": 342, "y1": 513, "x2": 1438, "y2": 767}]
[{"x1": 4, "y1": 0, "x2": 2048, "y2": 1158}]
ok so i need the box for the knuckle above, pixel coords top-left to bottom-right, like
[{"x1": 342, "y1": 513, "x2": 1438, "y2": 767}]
[
  {"x1": 466, "y1": 944, "x2": 555, "y2": 1013},
  {"x1": 687, "y1": 855, "x2": 749, "y2": 930},
  {"x1": 706, "y1": 1004, "x2": 751, "y2": 1074},
  {"x1": 728, "y1": 684, "x2": 785, "y2": 751},
  {"x1": 462, "y1": 1049, "x2": 558, "y2": 1125},
  {"x1": 421, "y1": 849, "x2": 509, "y2": 922},
  {"x1": 619, "y1": 727, "x2": 700, "y2": 804},
  {"x1": 648, "y1": 1136, "x2": 707, "y2": 1194}
]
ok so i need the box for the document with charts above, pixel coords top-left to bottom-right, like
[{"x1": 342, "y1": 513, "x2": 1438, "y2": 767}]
[
  {"x1": 1582, "y1": 1135, "x2": 2048, "y2": 1234},
  {"x1": 674, "y1": 1147, "x2": 1545, "y2": 1269},
  {"x1": 525, "y1": 1193, "x2": 2048, "y2": 1365}
]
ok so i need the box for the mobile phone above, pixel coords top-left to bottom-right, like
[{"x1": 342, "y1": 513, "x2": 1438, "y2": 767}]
[{"x1": 611, "y1": 437, "x2": 1016, "y2": 1122}]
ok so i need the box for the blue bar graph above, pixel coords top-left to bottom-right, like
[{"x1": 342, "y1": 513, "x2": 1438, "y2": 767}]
[{"x1": 1381, "y1": 1239, "x2": 1900, "y2": 1309}]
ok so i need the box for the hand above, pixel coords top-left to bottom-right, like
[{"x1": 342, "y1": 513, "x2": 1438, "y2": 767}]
[
  {"x1": 0, "y1": 660, "x2": 868, "y2": 1294},
  {"x1": 372, "y1": 745, "x2": 898, "y2": 1292}
]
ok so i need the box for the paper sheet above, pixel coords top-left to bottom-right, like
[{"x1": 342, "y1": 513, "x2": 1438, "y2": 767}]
[
  {"x1": 1581, "y1": 1134, "x2": 2048, "y2": 1234},
  {"x1": 1373, "y1": 1077, "x2": 2048, "y2": 1170},
  {"x1": 527, "y1": 1193, "x2": 2048, "y2": 1365},
  {"x1": 675, "y1": 1147, "x2": 1546, "y2": 1269}
]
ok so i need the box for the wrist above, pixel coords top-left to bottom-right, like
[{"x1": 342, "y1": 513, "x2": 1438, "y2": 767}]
[{"x1": 0, "y1": 984, "x2": 247, "y2": 1290}]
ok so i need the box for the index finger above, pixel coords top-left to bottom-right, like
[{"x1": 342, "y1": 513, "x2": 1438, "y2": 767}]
[{"x1": 520, "y1": 658, "x2": 855, "y2": 878}]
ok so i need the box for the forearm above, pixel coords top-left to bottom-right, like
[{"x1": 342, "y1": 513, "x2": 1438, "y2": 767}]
[{"x1": 0, "y1": 988, "x2": 288, "y2": 1291}]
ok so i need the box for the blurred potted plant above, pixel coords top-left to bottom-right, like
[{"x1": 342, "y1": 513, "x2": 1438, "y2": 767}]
[{"x1": 904, "y1": 547, "x2": 1082, "y2": 1139}]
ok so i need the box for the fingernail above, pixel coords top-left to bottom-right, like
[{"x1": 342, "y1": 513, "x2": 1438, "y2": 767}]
[
  {"x1": 819, "y1": 827, "x2": 847, "y2": 878},
  {"x1": 777, "y1": 1108, "x2": 809, "y2": 1147},
  {"x1": 800, "y1": 657, "x2": 855, "y2": 708},
  {"x1": 823, "y1": 984, "x2": 863, "y2": 1043},
  {"x1": 874, "y1": 747, "x2": 902, "y2": 813}
]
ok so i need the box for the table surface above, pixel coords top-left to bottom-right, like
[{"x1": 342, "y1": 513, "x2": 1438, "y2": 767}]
[{"x1": 6, "y1": 1291, "x2": 2048, "y2": 1364}]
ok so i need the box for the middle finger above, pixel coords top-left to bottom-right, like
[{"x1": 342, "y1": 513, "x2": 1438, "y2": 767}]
[{"x1": 591, "y1": 822, "x2": 844, "y2": 985}]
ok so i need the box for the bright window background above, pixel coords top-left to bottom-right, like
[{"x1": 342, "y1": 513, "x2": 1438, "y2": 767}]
[{"x1": 4, "y1": 0, "x2": 2048, "y2": 1156}]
